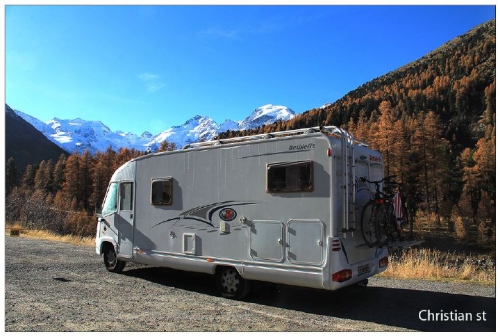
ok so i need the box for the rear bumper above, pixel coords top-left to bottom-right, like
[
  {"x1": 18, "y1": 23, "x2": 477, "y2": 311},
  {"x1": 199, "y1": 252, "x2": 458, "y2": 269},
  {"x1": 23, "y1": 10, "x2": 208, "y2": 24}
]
[{"x1": 330, "y1": 249, "x2": 388, "y2": 290}]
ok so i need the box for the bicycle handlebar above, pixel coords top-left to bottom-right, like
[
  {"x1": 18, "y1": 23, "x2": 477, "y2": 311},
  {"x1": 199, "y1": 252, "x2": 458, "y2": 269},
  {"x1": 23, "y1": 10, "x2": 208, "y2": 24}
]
[
  {"x1": 360, "y1": 175, "x2": 397, "y2": 185},
  {"x1": 360, "y1": 175, "x2": 402, "y2": 200}
]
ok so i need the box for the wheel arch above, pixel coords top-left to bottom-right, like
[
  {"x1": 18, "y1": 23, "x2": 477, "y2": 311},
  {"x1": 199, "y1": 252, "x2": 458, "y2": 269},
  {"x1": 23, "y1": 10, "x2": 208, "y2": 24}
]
[{"x1": 98, "y1": 238, "x2": 117, "y2": 255}]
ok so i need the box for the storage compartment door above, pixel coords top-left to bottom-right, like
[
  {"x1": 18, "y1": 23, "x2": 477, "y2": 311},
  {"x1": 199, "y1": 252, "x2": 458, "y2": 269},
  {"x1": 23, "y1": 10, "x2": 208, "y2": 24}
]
[
  {"x1": 250, "y1": 220, "x2": 285, "y2": 262},
  {"x1": 287, "y1": 219, "x2": 325, "y2": 265}
]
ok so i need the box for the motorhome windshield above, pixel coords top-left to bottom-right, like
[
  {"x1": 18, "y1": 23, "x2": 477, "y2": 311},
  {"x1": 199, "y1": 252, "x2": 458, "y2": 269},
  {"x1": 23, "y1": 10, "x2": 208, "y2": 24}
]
[{"x1": 102, "y1": 182, "x2": 118, "y2": 216}]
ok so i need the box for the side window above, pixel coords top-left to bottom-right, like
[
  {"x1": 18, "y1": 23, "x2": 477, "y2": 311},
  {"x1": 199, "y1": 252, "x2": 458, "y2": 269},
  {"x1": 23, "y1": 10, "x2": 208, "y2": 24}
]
[
  {"x1": 120, "y1": 182, "x2": 134, "y2": 211},
  {"x1": 267, "y1": 161, "x2": 313, "y2": 193},
  {"x1": 102, "y1": 182, "x2": 118, "y2": 216},
  {"x1": 151, "y1": 178, "x2": 173, "y2": 205}
]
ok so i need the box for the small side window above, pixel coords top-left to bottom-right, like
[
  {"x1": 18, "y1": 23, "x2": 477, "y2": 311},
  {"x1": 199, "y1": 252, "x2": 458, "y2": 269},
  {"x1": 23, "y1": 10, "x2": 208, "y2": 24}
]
[
  {"x1": 151, "y1": 178, "x2": 173, "y2": 205},
  {"x1": 267, "y1": 161, "x2": 313, "y2": 193},
  {"x1": 120, "y1": 182, "x2": 134, "y2": 211}
]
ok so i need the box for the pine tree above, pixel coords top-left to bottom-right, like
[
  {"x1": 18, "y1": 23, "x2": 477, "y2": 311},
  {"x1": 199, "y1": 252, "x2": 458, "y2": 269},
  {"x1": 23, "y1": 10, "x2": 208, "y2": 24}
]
[
  {"x1": 376, "y1": 101, "x2": 397, "y2": 176},
  {"x1": 22, "y1": 164, "x2": 36, "y2": 191},
  {"x1": 6, "y1": 157, "x2": 18, "y2": 196},
  {"x1": 422, "y1": 111, "x2": 446, "y2": 216},
  {"x1": 158, "y1": 141, "x2": 177, "y2": 152},
  {"x1": 91, "y1": 146, "x2": 116, "y2": 210},
  {"x1": 52, "y1": 154, "x2": 67, "y2": 193},
  {"x1": 34, "y1": 160, "x2": 54, "y2": 193},
  {"x1": 63, "y1": 152, "x2": 81, "y2": 210},
  {"x1": 79, "y1": 150, "x2": 94, "y2": 212}
]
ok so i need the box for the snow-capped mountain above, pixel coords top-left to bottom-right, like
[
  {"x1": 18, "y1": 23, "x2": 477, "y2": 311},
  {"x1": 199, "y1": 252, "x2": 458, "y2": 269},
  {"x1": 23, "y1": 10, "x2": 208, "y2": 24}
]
[
  {"x1": 14, "y1": 113, "x2": 154, "y2": 154},
  {"x1": 13, "y1": 104, "x2": 297, "y2": 154},
  {"x1": 149, "y1": 115, "x2": 220, "y2": 152},
  {"x1": 238, "y1": 104, "x2": 296, "y2": 130},
  {"x1": 318, "y1": 102, "x2": 332, "y2": 109}
]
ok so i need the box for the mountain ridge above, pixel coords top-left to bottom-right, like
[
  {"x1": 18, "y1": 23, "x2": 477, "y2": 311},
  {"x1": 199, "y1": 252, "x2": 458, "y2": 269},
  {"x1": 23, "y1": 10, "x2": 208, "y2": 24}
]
[
  {"x1": 12, "y1": 103, "x2": 298, "y2": 154},
  {"x1": 5, "y1": 104, "x2": 68, "y2": 173}
]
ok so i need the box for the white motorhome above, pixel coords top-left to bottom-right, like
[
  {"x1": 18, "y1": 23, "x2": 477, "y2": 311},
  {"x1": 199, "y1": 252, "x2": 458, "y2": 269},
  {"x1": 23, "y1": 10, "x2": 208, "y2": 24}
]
[{"x1": 96, "y1": 126, "x2": 389, "y2": 299}]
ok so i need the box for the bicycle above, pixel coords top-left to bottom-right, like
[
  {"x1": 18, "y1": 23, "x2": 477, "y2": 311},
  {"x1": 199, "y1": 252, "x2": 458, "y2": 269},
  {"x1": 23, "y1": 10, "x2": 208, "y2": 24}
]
[{"x1": 360, "y1": 175, "x2": 413, "y2": 247}]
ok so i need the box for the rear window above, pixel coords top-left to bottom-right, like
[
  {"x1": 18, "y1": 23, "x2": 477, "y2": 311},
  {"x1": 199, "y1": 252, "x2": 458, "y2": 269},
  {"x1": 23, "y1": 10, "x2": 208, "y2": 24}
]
[
  {"x1": 151, "y1": 178, "x2": 173, "y2": 205},
  {"x1": 267, "y1": 161, "x2": 313, "y2": 193}
]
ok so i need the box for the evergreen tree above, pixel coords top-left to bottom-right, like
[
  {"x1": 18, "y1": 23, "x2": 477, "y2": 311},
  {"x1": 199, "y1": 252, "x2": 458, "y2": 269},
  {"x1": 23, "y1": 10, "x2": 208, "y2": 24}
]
[
  {"x1": 52, "y1": 154, "x2": 67, "y2": 193},
  {"x1": 6, "y1": 157, "x2": 18, "y2": 196},
  {"x1": 158, "y1": 141, "x2": 177, "y2": 152},
  {"x1": 91, "y1": 146, "x2": 116, "y2": 210},
  {"x1": 63, "y1": 152, "x2": 81, "y2": 210},
  {"x1": 22, "y1": 164, "x2": 36, "y2": 190}
]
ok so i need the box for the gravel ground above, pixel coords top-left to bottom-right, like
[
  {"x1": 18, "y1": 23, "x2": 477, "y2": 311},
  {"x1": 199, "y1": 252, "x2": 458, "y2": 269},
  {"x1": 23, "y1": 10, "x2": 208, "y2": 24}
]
[{"x1": 4, "y1": 234, "x2": 496, "y2": 332}]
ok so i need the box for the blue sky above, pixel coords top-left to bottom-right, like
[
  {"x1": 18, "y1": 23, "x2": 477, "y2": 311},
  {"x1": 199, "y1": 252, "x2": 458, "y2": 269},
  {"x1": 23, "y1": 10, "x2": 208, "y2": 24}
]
[{"x1": 5, "y1": 5, "x2": 496, "y2": 135}]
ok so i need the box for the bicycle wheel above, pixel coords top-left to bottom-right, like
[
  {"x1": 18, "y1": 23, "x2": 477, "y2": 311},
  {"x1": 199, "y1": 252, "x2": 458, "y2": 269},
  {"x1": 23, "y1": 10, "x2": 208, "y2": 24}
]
[
  {"x1": 375, "y1": 204, "x2": 389, "y2": 246},
  {"x1": 397, "y1": 202, "x2": 413, "y2": 241},
  {"x1": 360, "y1": 201, "x2": 379, "y2": 247}
]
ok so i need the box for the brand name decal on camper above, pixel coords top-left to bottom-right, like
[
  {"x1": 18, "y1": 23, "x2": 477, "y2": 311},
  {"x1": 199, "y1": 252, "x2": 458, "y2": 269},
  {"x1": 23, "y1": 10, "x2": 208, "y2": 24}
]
[
  {"x1": 289, "y1": 143, "x2": 315, "y2": 151},
  {"x1": 369, "y1": 155, "x2": 382, "y2": 162},
  {"x1": 219, "y1": 208, "x2": 237, "y2": 221}
]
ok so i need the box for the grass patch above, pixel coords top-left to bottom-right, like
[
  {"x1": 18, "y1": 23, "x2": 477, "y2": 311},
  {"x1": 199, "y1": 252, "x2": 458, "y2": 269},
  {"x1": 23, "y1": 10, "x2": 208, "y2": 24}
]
[
  {"x1": 6, "y1": 226, "x2": 94, "y2": 247},
  {"x1": 25, "y1": 230, "x2": 95, "y2": 246},
  {"x1": 380, "y1": 248, "x2": 495, "y2": 285}
]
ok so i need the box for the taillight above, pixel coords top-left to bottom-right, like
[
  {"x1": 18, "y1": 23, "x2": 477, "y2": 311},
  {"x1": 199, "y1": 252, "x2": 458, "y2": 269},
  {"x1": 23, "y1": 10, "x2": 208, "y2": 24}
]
[
  {"x1": 379, "y1": 256, "x2": 389, "y2": 268},
  {"x1": 332, "y1": 269, "x2": 352, "y2": 282},
  {"x1": 375, "y1": 198, "x2": 384, "y2": 204}
]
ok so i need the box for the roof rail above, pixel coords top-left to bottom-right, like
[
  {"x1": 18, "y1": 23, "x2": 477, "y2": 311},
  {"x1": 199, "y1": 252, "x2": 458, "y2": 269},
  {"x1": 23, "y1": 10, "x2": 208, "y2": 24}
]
[{"x1": 182, "y1": 126, "x2": 368, "y2": 150}]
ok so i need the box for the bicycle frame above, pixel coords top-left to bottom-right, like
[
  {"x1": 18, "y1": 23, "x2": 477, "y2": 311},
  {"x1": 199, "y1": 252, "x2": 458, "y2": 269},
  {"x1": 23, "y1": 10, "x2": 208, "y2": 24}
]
[{"x1": 360, "y1": 175, "x2": 406, "y2": 247}]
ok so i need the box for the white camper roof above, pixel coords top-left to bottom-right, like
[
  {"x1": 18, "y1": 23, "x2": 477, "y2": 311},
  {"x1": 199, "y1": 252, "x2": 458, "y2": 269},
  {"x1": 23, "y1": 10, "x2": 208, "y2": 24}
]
[{"x1": 110, "y1": 160, "x2": 136, "y2": 182}]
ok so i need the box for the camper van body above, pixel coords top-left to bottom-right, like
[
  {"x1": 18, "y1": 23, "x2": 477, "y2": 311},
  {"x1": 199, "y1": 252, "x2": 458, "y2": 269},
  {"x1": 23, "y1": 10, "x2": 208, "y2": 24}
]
[{"x1": 96, "y1": 126, "x2": 388, "y2": 298}]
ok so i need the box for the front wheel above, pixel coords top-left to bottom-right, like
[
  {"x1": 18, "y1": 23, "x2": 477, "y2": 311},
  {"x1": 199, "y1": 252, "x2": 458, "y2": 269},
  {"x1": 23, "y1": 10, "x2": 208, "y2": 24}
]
[
  {"x1": 103, "y1": 244, "x2": 126, "y2": 273},
  {"x1": 216, "y1": 267, "x2": 252, "y2": 300}
]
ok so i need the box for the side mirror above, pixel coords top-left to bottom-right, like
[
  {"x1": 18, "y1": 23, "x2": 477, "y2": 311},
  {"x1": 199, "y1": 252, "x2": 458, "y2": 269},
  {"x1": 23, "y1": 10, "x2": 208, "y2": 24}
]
[{"x1": 95, "y1": 206, "x2": 103, "y2": 220}]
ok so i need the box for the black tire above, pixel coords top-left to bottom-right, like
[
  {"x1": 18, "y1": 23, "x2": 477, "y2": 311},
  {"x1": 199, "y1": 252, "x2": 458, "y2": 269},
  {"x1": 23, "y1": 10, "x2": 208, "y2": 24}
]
[
  {"x1": 360, "y1": 201, "x2": 379, "y2": 247},
  {"x1": 216, "y1": 267, "x2": 252, "y2": 300},
  {"x1": 103, "y1": 244, "x2": 126, "y2": 273},
  {"x1": 357, "y1": 279, "x2": 369, "y2": 287},
  {"x1": 375, "y1": 204, "x2": 390, "y2": 246}
]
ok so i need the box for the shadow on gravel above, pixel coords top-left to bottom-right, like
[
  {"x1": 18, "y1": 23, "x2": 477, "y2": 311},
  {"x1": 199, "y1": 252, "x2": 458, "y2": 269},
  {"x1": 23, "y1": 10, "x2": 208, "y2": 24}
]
[
  {"x1": 123, "y1": 266, "x2": 495, "y2": 332},
  {"x1": 250, "y1": 283, "x2": 496, "y2": 332},
  {"x1": 123, "y1": 266, "x2": 219, "y2": 296}
]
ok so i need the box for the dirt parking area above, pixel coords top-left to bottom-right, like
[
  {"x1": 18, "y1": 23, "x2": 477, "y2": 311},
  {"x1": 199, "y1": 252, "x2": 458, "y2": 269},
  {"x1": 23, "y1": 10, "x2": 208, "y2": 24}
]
[{"x1": 4, "y1": 234, "x2": 495, "y2": 332}]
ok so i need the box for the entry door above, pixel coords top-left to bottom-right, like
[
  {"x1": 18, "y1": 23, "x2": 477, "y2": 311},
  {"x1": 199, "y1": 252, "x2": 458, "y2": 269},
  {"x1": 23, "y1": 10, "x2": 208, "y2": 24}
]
[{"x1": 116, "y1": 181, "x2": 134, "y2": 258}]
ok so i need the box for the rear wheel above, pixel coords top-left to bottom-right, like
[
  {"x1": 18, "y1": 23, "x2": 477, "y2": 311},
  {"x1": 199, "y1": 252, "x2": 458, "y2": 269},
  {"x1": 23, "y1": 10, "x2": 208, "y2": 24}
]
[
  {"x1": 360, "y1": 201, "x2": 379, "y2": 247},
  {"x1": 103, "y1": 244, "x2": 126, "y2": 273},
  {"x1": 216, "y1": 267, "x2": 252, "y2": 300},
  {"x1": 397, "y1": 203, "x2": 413, "y2": 241}
]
